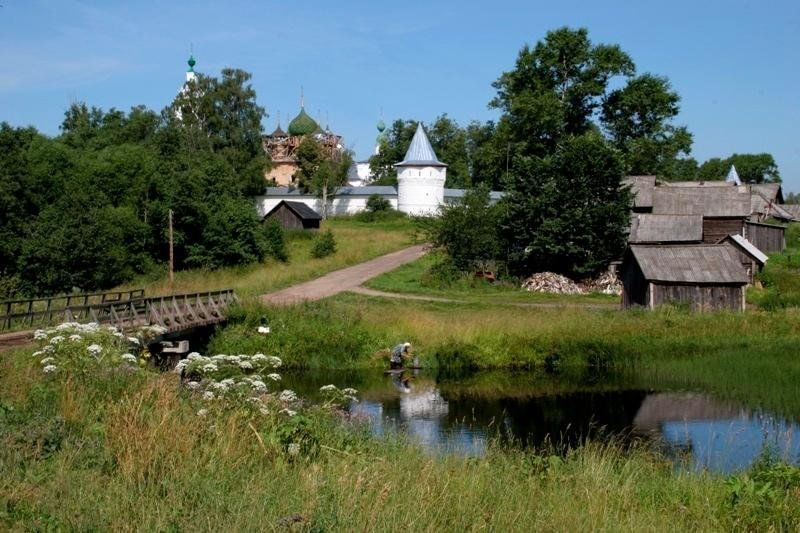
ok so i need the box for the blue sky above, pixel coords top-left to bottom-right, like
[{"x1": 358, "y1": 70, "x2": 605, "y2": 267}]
[{"x1": 1, "y1": 0, "x2": 799, "y2": 191}]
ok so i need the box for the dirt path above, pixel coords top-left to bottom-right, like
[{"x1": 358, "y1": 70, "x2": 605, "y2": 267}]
[{"x1": 261, "y1": 245, "x2": 428, "y2": 305}]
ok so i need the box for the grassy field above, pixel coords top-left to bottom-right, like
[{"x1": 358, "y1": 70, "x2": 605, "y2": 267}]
[
  {"x1": 2, "y1": 343, "x2": 799, "y2": 531},
  {"x1": 115, "y1": 216, "x2": 417, "y2": 299},
  {"x1": 364, "y1": 252, "x2": 618, "y2": 305}
]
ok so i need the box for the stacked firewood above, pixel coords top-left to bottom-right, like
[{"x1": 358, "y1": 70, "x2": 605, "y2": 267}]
[{"x1": 521, "y1": 272, "x2": 585, "y2": 294}]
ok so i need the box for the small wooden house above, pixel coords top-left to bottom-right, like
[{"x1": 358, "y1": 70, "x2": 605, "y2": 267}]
[
  {"x1": 621, "y1": 245, "x2": 748, "y2": 311},
  {"x1": 264, "y1": 200, "x2": 322, "y2": 230},
  {"x1": 651, "y1": 186, "x2": 751, "y2": 243},
  {"x1": 628, "y1": 214, "x2": 703, "y2": 244},
  {"x1": 745, "y1": 221, "x2": 786, "y2": 253},
  {"x1": 717, "y1": 234, "x2": 768, "y2": 284}
]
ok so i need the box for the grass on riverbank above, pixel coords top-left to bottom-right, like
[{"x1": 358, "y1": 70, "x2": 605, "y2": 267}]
[
  {"x1": 210, "y1": 295, "x2": 800, "y2": 417},
  {"x1": 2, "y1": 344, "x2": 799, "y2": 531},
  {"x1": 115, "y1": 216, "x2": 416, "y2": 298}
]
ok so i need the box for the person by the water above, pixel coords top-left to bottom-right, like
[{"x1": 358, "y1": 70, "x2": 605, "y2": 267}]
[{"x1": 390, "y1": 342, "x2": 412, "y2": 369}]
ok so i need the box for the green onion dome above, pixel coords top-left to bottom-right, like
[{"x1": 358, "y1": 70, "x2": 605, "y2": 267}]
[
  {"x1": 187, "y1": 55, "x2": 196, "y2": 72},
  {"x1": 287, "y1": 107, "x2": 319, "y2": 136},
  {"x1": 377, "y1": 118, "x2": 386, "y2": 133}
]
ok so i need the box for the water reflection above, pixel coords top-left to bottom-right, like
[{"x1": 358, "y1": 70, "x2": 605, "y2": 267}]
[{"x1": 285, "y1": 370, "x2": 800, "y2": 473}]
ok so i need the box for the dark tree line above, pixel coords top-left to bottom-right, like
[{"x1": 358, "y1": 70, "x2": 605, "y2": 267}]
[{"x1": 0, "y1": 68, "x2": 274, "y2": 297}]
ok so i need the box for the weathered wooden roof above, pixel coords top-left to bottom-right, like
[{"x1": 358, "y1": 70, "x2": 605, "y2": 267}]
[
  {"x1": 751, "y1": 183, "x2": 783, "y2": 204},
  {"x1": 661, "y1": 181, "x2": 735, "y2": 188},
  {"x1": 622, "y1": 175, "x2": 655, "y2": 208},
  {"x1": 265, "y1": 200, "x2": 322, "y2": 221},
  {"x1": 777, "y1": 204, "x2": 800, "y2": 220},
  {"x1": 651, "y1": 186, "x2": 751, "y2": 217},
  {"x1": 629, "y1": 244, "x2": 748, "y2": 284},
  {"x1": 718, "y1": 234, "x2": 768, "y2": 265},
  {"x1": 750, "y1": 193, "x2": 795, "y2": 221},
  {"x1": 629, "y1": 214, "x2": 703, "y2": 243}
]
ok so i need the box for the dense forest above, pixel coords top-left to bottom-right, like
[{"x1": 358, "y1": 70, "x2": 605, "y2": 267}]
[{"x1": 0, "y1": 68, "x2": 273, "y2": 297}]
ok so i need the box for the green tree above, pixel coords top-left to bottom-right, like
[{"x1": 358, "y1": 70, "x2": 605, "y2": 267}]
[
  {"x1": 294, "y1": 137, "x2": 352, "y2": 218},
  {"x1": 169, "y1": 68, "x2": 270, "y2": 194},
  {"x1": 697, "y1": 153, "x2": 780, "y2": 183},
  {"x1": 601, "y1": 74, "x2": 693, "y2": 177},
  {"x1": 423, "y1": 187, "x2": 502, "y2": 272},
  {"x1": 369, "y1": 119, "x2": 417, "y2": 185},
  {"x1": 501, "y1": 133, "x2": 631, "y2": 278}
]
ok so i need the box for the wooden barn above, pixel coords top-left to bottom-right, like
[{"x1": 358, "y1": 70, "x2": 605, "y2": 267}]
[
  {"x1": 745, "y1": 221, "x2": 786, "y2": 253},
  {"x1": 264, "y1": 200, "x2": 322, "y2": 230},
  {"x1": 717, "y1": 234, "x2": 768, "y2": 284},
  {"x1": 651, "y1": 186, "x2": 750, "y2": 244},
  {"x1": 628, "y1": 214, "x2": 703, "y2": 244},
  {"x1": 621, "y1": 245, "x2": 748, "y2": 311}
]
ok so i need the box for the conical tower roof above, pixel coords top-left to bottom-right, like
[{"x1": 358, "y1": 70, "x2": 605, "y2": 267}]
[
  {"x1": 726, "y1": 165, "x2": 742, "y2": 185},
  {"x1": 395, "y1": 123, "x2": 446, "y2": 167}
]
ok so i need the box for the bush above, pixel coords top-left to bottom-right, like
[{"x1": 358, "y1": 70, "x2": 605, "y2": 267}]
[
  {"x1": 366, "y1": 194, "x2": 392, "y2": 213},
  {"x1": 311, "y1": 230, "x2": 337, "y2": 258},
  {"x1": 261, "y1": 219, "x2": 288, "y2": 262}
]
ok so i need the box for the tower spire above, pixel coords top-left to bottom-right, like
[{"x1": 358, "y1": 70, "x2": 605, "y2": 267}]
[{"x1": 300, "y1": 86, "x2": 304, "y2": 108}]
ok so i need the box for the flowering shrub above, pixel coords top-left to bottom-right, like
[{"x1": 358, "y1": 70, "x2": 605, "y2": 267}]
[
  {"x1": 319, "y1": 384, "x2": 358, "y2": 408},
  {"x1": 32, "y1": 322, "x2": 145, "y2": 378}
]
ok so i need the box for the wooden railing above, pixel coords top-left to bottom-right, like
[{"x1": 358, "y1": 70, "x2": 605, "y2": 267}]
[
  {"x1": 1, "y1": 289, "x2": 145, "y2": 331},
  {"x1": 1, "y1": 289, "x2": 236, "y2": 334}
]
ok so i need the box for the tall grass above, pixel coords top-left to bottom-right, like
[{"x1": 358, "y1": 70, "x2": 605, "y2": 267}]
[{"x1": 2, "y1": 345, "x2": 799, "y2": 530}]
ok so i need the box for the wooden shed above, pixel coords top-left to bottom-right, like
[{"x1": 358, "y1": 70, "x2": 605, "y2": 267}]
[
  {"x1": 264, "y1": 200, "x2": 322, "y2": 230},
  {"x1": 621, "y1": 245, "x2": 748, "y2": 311},
  {"x1": 651, "y1": 186, "x2": 750, "y2": 243},
  {"x1": 628, "y1": 214, "x2": 703, "y2": 244},
  {"x1": 745, "y1": 221, "x2": 786, "y2": 253},
  {"x1": 717, "y1": 234, "x2": 768, "y2": 284}
]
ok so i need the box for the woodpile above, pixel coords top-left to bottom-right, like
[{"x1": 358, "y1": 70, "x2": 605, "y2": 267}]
[
  {"x1": 521, "y1": 271, "x2": 622, "y2": 295},
  {"x1": 521, "y1": 272, "x2": 585, "y2": 294}
]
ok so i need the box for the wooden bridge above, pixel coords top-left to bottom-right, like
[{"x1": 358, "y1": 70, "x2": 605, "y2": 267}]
[{"x1": 1, "y1": 289, "x2": 237, "y2": 337}]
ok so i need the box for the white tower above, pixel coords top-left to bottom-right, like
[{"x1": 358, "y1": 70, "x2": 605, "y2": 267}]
[{"x1": 395, "y1": 123, "x2": 447, "y2": 215}]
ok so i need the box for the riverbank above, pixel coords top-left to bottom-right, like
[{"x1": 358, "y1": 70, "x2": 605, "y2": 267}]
[{"x1": 2, "y1": 343, "x2": 799, "y2": 530}]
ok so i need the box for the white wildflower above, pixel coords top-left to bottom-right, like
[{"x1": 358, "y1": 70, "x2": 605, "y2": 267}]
[
  {"x1": 49, "y1": 335, "x2": 65, "y2": 345},
  {"x1": 211, "y1": 381, "x2": 229, "y2": 392},
  {"x1": 187, "y1": 352, "x2": 202, "y2": 361},
  {"x1": 112, "y1": 331, "x2": 124, "y2": 338},
  {"x1": 342, "y1": 388, "x2": 358, "y2": 396},
  {"x1": 42, "y1": 365, "x2": 58, "y2": 374},
  {"x1": 56, "y1": 323, "x2": 75, "y2": 331},
  {"x1": 320, "y1": 384, "x2": 337, "y2": 392},
  {"x1": 250, "y1": 380, "x2": 267, "y2": 393},
  {"x1": 212, "y1": 354, "x2": 227, "y2": 361},
  {"x1": 87, "y1": 344, "x2": 102, "y2": 355},
  {"x1": 257, "y1": 326, "x2": 270, "y2": 334},
  {"x1": 202, "y1": 391, "x2": 215, "y2": 401},
  {"x1": 32, "y1": 350, "x2": 44, "y2": 358},
  {"x1": 121, "y1": 353, "x2": 137, "y2": 363},
  {"x1": 34, "y1": 330, "x2": 48, "y2": 340},
  {"x1": 43, "y1": 344, "x2": 55, "y2": 354},
  {"x1": 267, "y1": 373, "x2": 281, "y2": 382},
  {"x1": 267, "y1": 356, "x2": 282, "y2": 368},
  {"x1": 238, "y1": 360, "x2": 253, "y2": 370},
  {"x1": 252, "y1": 354, "x2": 268, "y2": 363},
  {"x1": 202, "y1": 363, "x2": 218, "y2": 373},
  {"x1": 287, "y1": 443, "x2": 300, "y2": 456},
  {"x1": 175, "y1": 360, "x2": 188, "y2": 373},
  {"x1": 40, "y1": 357, "x2": 55, "y2": 365},
  {"x1": 279, "y1": 390, "x2": 298, "y2": 403},
  {"x1": 186, "y1": 381, "x2": 201, "y2": 390},
  {"x1": 220, "y1": 378, "x2": 235, "y2": 387},
  {"x1": 127, "y1": 337, "x2": 140, "y2": 345},
  {"x1": 279, "y1": 408, "x2": 297, "y2": 417},
  {"x1": 259, "y1": 407, "x2": 270, "y2": 416},
  {"x1": 197, "y1": 408, "x2": 208, "y2": 417},
  {"x1": 68, "y1": 334, "x2": 82, "y2": 341}
]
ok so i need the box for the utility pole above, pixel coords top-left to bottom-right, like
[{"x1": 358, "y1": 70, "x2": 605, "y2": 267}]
[{"x1": 168, "y1": 209, "x2": 174, "y2": 288}]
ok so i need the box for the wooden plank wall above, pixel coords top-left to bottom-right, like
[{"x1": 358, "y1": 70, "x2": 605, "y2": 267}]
[
  {"x1": 269, "y1": 204, "x2": 303, "y2": 230},
  {"x1": 746, "y1": 222, "x2": 785, "y2": 253},
  {"x1": 702, "y1": 218, "x2": 745, "y2": 244},
  {"x1": 652, "y1": 283, "x2": 744, "y2": 311},
  {"x1": 620, "y1": 260, "x2": 648, "y2": 308}
]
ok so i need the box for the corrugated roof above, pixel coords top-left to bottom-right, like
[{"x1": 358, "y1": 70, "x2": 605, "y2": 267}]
[
  {"x1": 629, "y1": 244, "x2": 748, "y2": 284},
  {"x1": 629, "y1": 214, "x2": 703, "y2": 243},
  {"x1": 720, "y1": 234, "x2": 768, "y2": 264},
  {"x1": 395, "y1": 123, "x2": 446, "y2": 167},
  {"x1": 622, "y1": 175, "x2": 655, "y2": 208},
  {"x1": 264, "y1": 186, "x2": 398, "y2": 196},
  {"x1": 652, "y1": 187, "x2": 751, "y2": 217}
]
